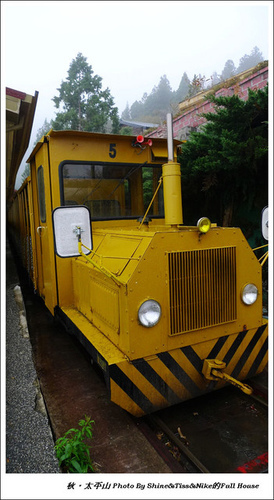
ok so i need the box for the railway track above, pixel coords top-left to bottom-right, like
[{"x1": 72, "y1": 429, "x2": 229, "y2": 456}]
[
  {"x1": 11, "y1": 250, "x2": 268, "y2": 474},
  {"x1": 140, "y1": 381, "x2": 268, "y2": 474}
]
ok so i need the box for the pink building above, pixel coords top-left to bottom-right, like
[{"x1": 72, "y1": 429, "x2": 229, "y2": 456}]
[{"x1": 147, "y1": 61, "x2": 268, "y2": 141}]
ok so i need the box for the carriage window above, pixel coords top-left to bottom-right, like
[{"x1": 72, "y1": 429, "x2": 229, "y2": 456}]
[
  {"x1": 37, "y1": 165, "x2": 46, "y2": 222},
  {"x1": 60, "y1": 162, "x2": 164, "y2": 219}
]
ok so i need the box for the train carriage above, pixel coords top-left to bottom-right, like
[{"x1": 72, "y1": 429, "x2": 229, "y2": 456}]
[{"x1": 8, "y1": 119, "x2": 268, "y2": 417}]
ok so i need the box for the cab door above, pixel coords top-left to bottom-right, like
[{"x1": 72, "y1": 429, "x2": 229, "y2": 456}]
[{"x1": 32, "y1": 143, "x2": 57, "y2": 314}]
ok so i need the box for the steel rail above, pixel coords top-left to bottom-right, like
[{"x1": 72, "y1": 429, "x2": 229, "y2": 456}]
[
  {"x1": 249, "y1": 392, "x2": 268, "y2": 407},
  {"x1": 148, "y1": 414, "x2": 210, "y2": 473}
]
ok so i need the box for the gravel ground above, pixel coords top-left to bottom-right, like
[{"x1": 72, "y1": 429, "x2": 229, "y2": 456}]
[{"x1": 5, "y1": 242, "x2": 60, "y2": 473}]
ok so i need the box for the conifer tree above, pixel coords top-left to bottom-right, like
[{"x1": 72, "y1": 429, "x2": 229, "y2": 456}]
[
  {"x1": 175, "y1": 72, "x2": 190, "y2": 102},
  {"x1": 35, "y1": 119, "x2": 53, "y2": 142},
  {"x1": 237, "y1": 46, "x2": 264, "y2": 73},
  {"x1": 52, "y1": 53, "x2": 119, "y2": 133},
  {"x1": 121, "y1": 102, "x2": 131, "y2": 120},
  {"x1": 220, "y1": 59, "x2": 236, "y2": 81},
  {"x1": 179, "y1": 86, "x2": 268, "y2": 230},
  {"x1": 187, "y1": 74, "x2": 206, "y2": 98}
]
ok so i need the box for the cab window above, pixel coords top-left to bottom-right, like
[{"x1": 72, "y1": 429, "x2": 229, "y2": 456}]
[{"x1": 59, "y1": 162, "x2": 164, "y2": 219}]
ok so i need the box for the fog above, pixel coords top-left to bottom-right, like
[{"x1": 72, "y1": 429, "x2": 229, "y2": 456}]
[{"x1": 1, "y1": 1, "x2": 272, "y2": 186}]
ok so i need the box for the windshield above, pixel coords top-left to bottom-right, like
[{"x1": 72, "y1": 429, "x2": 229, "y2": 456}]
[{"x1": 60, "y1": 162, "x2": 164, "y2": 219}]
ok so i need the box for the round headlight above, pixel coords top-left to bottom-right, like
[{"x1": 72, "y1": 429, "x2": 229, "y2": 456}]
[
  {"x1": 197, "y1": 217, "x2": 211, "y2": 233},
  {"x1": 241, "y1": 284, "x2": 258, "y2": 305},
  {"x1": 138, "y1": 300, "x2": 161, "y2": 327}
]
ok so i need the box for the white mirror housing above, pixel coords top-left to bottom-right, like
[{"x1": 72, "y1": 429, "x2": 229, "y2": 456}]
[
  {"x1": 262, "y1": 206, "x2": 268, "y2": 241},
  {"x1": 52, "y1": 205, "x2": 92, "y2": 257}
]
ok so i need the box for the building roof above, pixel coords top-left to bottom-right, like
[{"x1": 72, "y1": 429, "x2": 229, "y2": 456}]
[
  {"x1": 6, "y1": 87, "x2": 38, "y2": 204},
  {"x1": 120, "y1": 119, "x2": 159, "y2": 129}
]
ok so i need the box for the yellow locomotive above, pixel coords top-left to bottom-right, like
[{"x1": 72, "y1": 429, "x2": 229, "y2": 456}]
[{"x1": 8, "y1": 116, "x2": 268, "y2": 416}]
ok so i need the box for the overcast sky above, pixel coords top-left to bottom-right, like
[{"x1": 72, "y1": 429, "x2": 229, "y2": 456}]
[
  {"x1": 1, "y1": 2, "x2": 273, "y2": 496},
  {"x1": 2, "y1": 0, "x2": 272, "y2": 185}
]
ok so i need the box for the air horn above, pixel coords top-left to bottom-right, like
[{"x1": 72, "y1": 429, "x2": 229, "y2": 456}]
[{"x1": 132, "y1": 135, "x2": 153, "y2": 148}]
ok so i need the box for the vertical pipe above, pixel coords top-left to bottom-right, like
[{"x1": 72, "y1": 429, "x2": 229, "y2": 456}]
[
  {"x1": 162, "y1": 114, "x2": 183, "y2": 226},
  {"x1": 167, "y1": 113, "x2": 174, "y2": 162}
]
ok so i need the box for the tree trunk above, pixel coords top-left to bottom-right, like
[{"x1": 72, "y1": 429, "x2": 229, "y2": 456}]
[
  {"x1": 78, "y1": 98, "x2": 81, "y2": 131},
  {"x1": 222, "y1": 201, "x2": 234, "y2": 227}
]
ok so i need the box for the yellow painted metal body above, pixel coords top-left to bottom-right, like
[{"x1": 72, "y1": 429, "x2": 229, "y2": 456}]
[
  {"x1": 72, "y1": 225, "x2": 263, "y2": 359},
  {"x1": 25, "y1": 130, "x2": 174, "y2": 313},
  {"x1": 162, "y1": 162, "x2": 183, "y2": 225},
  {"x1": 7, "y1": 130, "x2": 268, "y2": 416},
  {"x1": 7, "y1": 177, "x2": 37, "y2": 289}
]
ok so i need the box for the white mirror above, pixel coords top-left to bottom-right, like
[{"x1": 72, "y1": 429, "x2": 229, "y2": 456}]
[
  {"x1": 261, "y1": 206, "x2": 268, "y2": 241},
  {"x1": 52, "y1": 206, "x2": 92, "y2": 257}
]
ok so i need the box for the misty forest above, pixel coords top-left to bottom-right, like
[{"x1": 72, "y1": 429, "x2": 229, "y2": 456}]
[
  {"x1": 121, "y1": 46, "x2": 265, "y2": 124},
  {"x1": 21, "y1": 46, "x2": 268, "y2": 265},
  {"x1": 34, "y1": 45, "x2": 265, "y2": 137}
]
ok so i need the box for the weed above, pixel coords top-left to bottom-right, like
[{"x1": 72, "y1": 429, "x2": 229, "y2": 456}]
[{"x1": 54, "y1": 415, "x2": 95, "y2": 473}]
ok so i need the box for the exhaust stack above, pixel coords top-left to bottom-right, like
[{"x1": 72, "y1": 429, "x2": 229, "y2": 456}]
[{"x1": 162, "y1": 113, "x2": 183, "y2": 226}]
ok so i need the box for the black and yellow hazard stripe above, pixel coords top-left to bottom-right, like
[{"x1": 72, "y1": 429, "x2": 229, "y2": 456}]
[{"x1": 109, "y1": 322, "x2": 268, "y2": 416}]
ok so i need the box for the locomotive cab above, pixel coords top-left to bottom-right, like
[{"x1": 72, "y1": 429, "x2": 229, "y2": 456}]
[{"x1": 9, "y1": 123, "x2": 268, "y2": 417}]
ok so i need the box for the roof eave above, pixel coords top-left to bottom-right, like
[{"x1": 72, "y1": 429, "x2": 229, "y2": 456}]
[{"x1": 6, "y1": 88, "x2": 38, "y2": 204}]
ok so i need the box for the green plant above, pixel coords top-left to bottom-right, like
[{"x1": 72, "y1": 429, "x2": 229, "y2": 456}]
[{"x1": 54, "y1": 415, "x2": 95, "y2": 473}]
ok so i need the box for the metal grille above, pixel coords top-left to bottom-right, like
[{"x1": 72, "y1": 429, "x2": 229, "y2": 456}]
[{"x1": 168, "y1": 247, "x2": 237, "y2": 334}]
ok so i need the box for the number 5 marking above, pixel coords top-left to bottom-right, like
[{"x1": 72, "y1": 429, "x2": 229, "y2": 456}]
[{"x1": 109, "y1": 143, "x2": 116, "y2": 158}]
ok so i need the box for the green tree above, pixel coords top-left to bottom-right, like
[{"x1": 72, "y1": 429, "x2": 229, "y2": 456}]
[
  {"x1": 187, "y1": 74, "x2": 206, "y2": 98},
  {"x1": 52, "y1": 53, "x2": 119, "y2": 133},
  {"x1": 237, "y1": 46, "x2": 264, "y2": 73},
  {"x1": 20, "y1": 119, "x2": 53, "y2": 184},
  {"x1": 130, "y1": 99, "x2": 144, "y2": 120},
  {"x1": 121, "y1": 102, "x2": 131, "y2": 120},
  {"x1": 209, "y1": 71, "x2": 220, "y2": 87},
  {"x1": 220, "y1": 59, "x2": 236, "y2": 81},
  {"x1": 179, "y1": 86, "x2": 268, "y2": 233},
  {"x1": 120, "y1": 126, "x2": 133, "y2": 135},
  {"x1": 129, "y1": 75, "x2": 174, "y2": 123},
  {"x1": 35, "y1": 119, "x2": 53, "y2": 142},
  {"x1": 175, "y1": 72, "x2": 190, "y2": 102},
  {"x1": 21, "y1": 164, "x2": 30, "y2": 184},
  {"x1": 143, "y1": 75, "x2": 173, "y2": 120}
]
